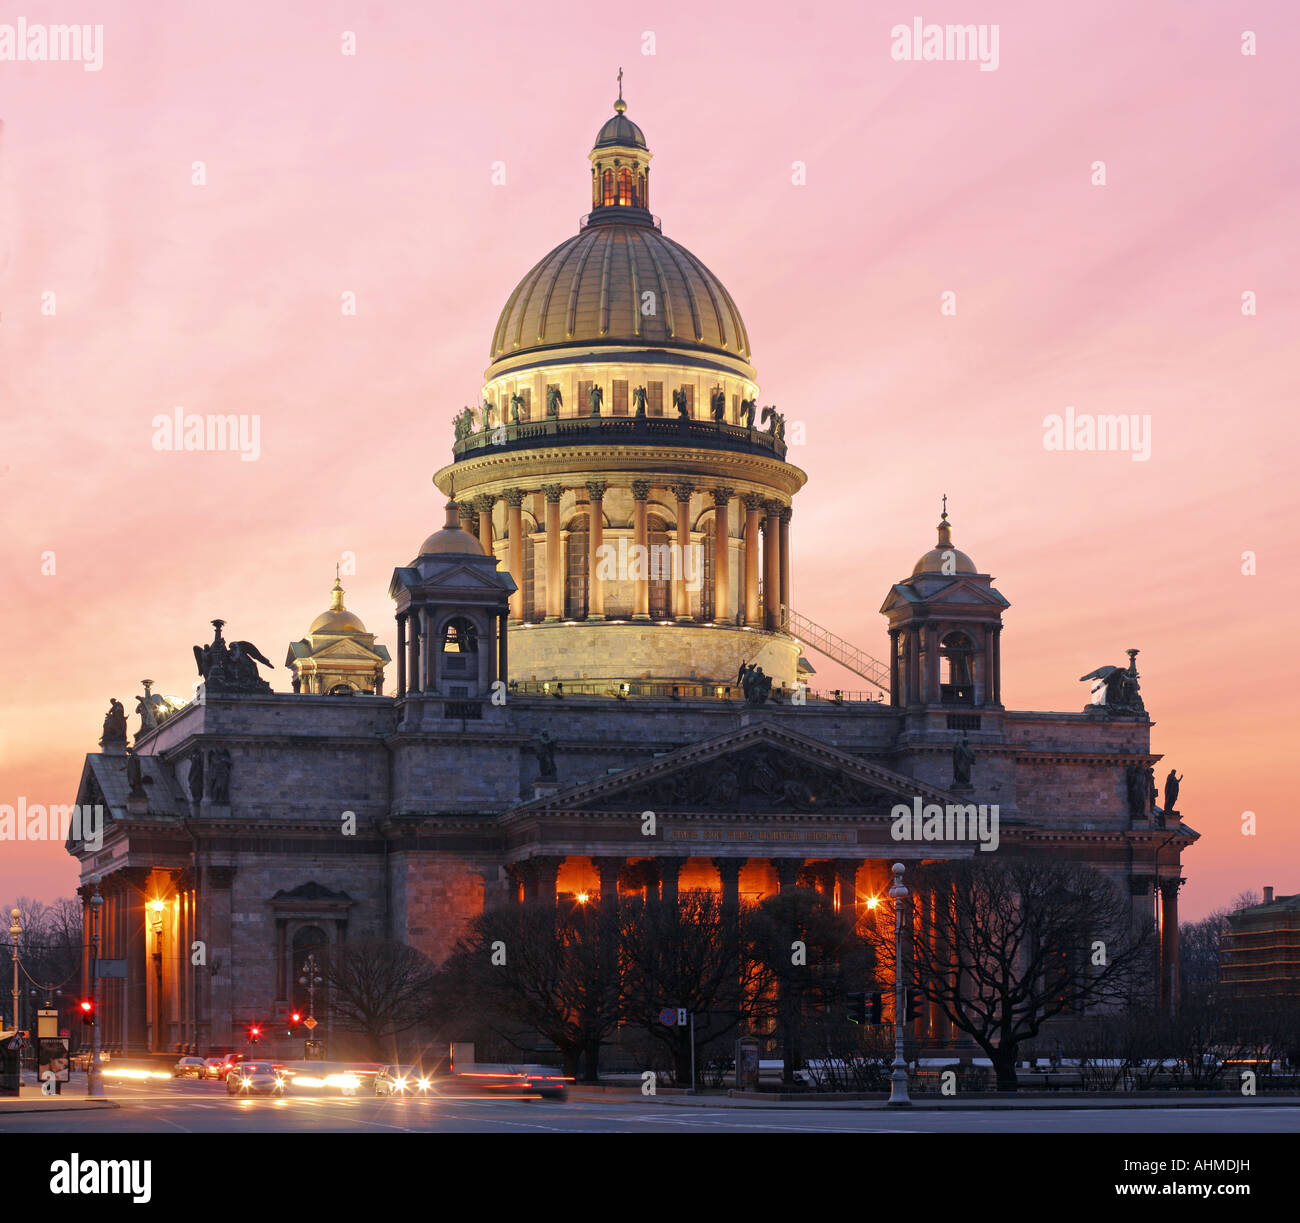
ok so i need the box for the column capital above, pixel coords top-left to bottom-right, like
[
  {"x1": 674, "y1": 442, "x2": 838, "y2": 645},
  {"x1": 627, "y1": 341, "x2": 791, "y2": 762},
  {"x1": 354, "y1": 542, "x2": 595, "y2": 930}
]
[
  {"x1": 712, "y1": 857, "x2": 744, "y2": 883},
  {"x1": 541, "y1": 483, "x2": 565, "y2": 504},
  {"x1": 763, "y1": 498, "x2": 784, "y2": 516},
  {"x1": 1158, "y1": 878, "x2": 1185, "y2": 896},
  {"x1": 670, "y1": 481, "x2": 695, "y2": 504},
  {"x1": 503, "y1": 487, "x2": 526, "y2": 507},
  {"x1": 585, "y1": 479, "x2": 607, "y2": 502},
  {"x1": 473, "y1": 493, "x2": 495, "y2": 513},
  {"x1": 742, "y1": 492, "x2": 765, "y2": 512},
  {"x1": 631, "y1": 479, "x2": 652, "y2": 502},
  {"x1": 456, "y1": 500, "x2": 475, "y2": 518},
  {"x1": 779, "y1": 505, "x2": 793, "y2": 525},
  {"x1": 711, "y1": 486, "x2": 735, "y2": 506}
]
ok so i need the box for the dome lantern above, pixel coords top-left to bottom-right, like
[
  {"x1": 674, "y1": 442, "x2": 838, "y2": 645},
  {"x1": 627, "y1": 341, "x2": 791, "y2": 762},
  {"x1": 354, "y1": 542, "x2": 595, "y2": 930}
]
[{"x1": 588, "y1": 70, "x2": 653, "y2": 221}]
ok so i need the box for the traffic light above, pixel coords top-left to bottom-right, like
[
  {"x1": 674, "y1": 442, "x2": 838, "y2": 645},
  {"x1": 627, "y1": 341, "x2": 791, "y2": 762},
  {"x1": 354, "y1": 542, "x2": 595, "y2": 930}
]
[
  {"x1": 868, "y1": 991, "x2": 883, "y2": 1024},
  {"x1": 248, "y1": 1024, "x2": 261, "y2": 1044},
  {"x1": 286, "y1": 1011, "x2": 302, "y2": 1036},
  {"x1": 905, "y1": 988, "x2": 923, "y2": 1022},
  {"x1": 79, "y1": 999, "x2": 96, "y2": 1027},
  {"x1": 846, "y1": 992, "x2": 866, "y2": 1024}
]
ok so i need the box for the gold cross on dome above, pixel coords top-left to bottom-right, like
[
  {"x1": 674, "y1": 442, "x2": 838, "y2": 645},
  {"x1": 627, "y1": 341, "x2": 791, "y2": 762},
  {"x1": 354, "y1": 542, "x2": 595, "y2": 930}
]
[
  {"x1": 941, "y1": 493, "x2": 948, "y2": 518},
  {"x1": 617, "y1": 67, "x2": 623, "y2": 100}
]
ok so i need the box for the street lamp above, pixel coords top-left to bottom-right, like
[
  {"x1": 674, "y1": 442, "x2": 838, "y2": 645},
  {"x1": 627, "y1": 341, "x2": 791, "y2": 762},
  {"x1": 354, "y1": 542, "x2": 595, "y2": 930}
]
[
  {"x1": 87, "y1": 890, "x2": 104, "y2": 1097},
  {"x1": 9, "y1": 909, "x2": 20, "y2": 1037},
  {"x1": 887, "y1": 862, "x2": 912, "y2": 1107},
  {"x1": 298, "y1": 954, "x2": 323, "y2": 1025}
]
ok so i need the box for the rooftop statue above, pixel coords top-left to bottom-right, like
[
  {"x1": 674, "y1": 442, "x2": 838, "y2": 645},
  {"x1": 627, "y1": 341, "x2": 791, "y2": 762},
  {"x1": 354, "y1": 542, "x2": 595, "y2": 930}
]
[
  {"x1": 545, "y1": 387, "x2": 561, "y2": 418},
  {"x1": 1080, "y1": 649, "x2": 1146, "y2": 717},
  {"x1": 672, "y1": 387, "x2": 690, "y2": 419},
  {"x1": 710, "y1": 386, "x2": 726, "y2": 421},
  {"x1": 632, "y1": 385, "x2": 648, "y2": 417},
  {"x1": 740, "y1": 398, "x2": 757, "y2": 429},
  {"x1": 194, "y1": 620, "x2": 274, "y2": 695},
  {"x1": 952, "y1": 734, "x2": 975, "y2": 788},
  {"x1": 100, "y1": 698, "x2": 127, "y2": 747},
  {"x1": 588, "y1": 383, "x2": 603, "y2": 416}
]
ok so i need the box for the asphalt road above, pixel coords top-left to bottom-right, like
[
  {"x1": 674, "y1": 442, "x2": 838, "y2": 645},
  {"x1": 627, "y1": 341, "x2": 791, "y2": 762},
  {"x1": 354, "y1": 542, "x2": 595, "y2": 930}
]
[{"x1": 5, "y1": 1075, "x2": 1300, "y2": 1133}]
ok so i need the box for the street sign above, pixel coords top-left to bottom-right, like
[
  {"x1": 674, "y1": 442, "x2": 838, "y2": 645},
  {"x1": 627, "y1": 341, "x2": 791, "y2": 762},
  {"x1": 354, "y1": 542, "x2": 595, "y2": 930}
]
[
  {"x1": 303, "y1": 1016, "x2": 318, "y2": 1030},
  {"x1": 658, "y1": 1008, "x2": 676, "y2": 1027},
  {"x1": 95, "y1": 959, "x2": 128, "y2": 979},
  {"x1": 677, "y1": 1007, "x2": 688, "y2": 1027},
  {"x1": 37, "y1": 1009, "x2": 59, "y2": 1038}
]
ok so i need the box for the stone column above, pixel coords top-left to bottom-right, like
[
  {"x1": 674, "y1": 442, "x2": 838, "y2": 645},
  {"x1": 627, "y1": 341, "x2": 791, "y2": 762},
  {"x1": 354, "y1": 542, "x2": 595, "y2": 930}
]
[
  {"x1": 659, "y1": 857, "x2": 687, "y2": 907},
  {"x1": 586, "y1": 481, "x2": 607, "y2": 620},
  {"x1": 1160, "y1": 880, "x2": 1180, "y2": 1017},
  {"x1": 457, "y1": 501, "x2": 474, "y2": 534},
  {"x1": 991, "y1": 625, "x2": 1002, "y2": 706},
  {"x1": 907, "y1": 626, "x2": 922, "y2": 706},
  {"x1": 763, "y1": 500, "x2": 782, "y2": 630},
  {"x1": 596, "y1": 857, "x2": 622, "y2": 915},
  {"x1": 396, "y1": 614, "x2": 407, "y2": 697},
  {"x1": 497, "y1": 611, "x2": 508, "y2": 686},
  {"x1": 475, "y1": 494, "x2": 495, "y2": 556},
  {"x1": 406, "y1": 610, "x2": 420, "y2": 694},
  {"x1": 542, "y1": 484, "x2": 564, "y2": 621},
  {"x1": 632, "y1": 480, "x2": 651, "y2": 621},
  {"x1": 505, "y1": 489, "x2": 525, "y2": 621},
  {"x1": 835, "y1": 861, "x2": 859, "y2": 913},
  {"x1": 925, "y1": 624, "x2": 941, "y2": 704},
  {"x1": 711, "y1": 488, "x2": 733, "y2": 623},
  {"x1": 715, "y1": 858, "x2": 744, "y2": 911},
  {"x1": 671, "y1": 482, "x2": 695, "y2": 621},
  {"x1": 888, "y1": 629, "x2": 900, "y2": 707},
  {"x1": 743, "y1": 494, "x2": 763, "y2": 627},
  {"x1": 779, "y1": 505, "x2": 792, "y2": 626},
  {"x1": 420, "y1": 605, "x2": 434, "y2": 693},
  {"x1": 774, "y1": 859, "x2": 800, "y2": 893},
  {"x1": 524, "y1": 857, "x2": 561, "y2": 909}
]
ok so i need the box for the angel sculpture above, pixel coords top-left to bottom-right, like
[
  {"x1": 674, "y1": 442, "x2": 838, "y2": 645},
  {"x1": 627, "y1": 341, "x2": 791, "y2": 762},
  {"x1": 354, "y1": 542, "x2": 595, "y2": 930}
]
[
  {"x1": 588, "y1": 383, "x2": 603, "y2": 416},
  {"x1": 710, "y1": 387, "x2": 727, "y2": 421},
  {"x1": 740, "y1": 397, "x2": 757, "y2": 429},
  {"x1": 672, "y1": 387, "x2": 690, "y2": 418},
  {"x1": 632, "y1": 385, "x2": 648, "y2": 417},
  {"x1": 545, "y1": 386, "x2": 561, "y2": 418}
]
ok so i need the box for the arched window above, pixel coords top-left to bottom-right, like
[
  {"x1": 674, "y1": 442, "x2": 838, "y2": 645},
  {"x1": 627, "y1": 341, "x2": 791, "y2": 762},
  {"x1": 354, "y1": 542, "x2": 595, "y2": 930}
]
[
  {"x1": 617, "y1": 168, "x2": 633, "y2": 206},
  {"x1": 565, "y1": 513, "x2": 589, "y2": 619},
  {"x1": 940, "y1": 631, "x2": 974, "y2": 704},
  {"x1": 602, "y1": 169, "x2": 615, "y2": 206},
  {"x1": 441, "y1": 617, "x2": 479, "y2": 653},
  {"x1": 648, "y1": 521, "x2": 671, "y2": 619}
]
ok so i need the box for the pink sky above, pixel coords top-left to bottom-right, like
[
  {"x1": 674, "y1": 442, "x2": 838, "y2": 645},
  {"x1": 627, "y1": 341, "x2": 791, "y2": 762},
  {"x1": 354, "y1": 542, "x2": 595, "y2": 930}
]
[{"x1": 1, "y1": 1, "x2": 1297, "y2": 918}]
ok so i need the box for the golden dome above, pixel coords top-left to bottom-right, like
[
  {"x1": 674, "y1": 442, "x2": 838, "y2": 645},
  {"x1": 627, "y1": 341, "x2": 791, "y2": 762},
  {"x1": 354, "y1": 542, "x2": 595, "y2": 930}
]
[
  {"x1": 912, "y1": 507, "x2": 977, "y2": 576},
  {"x1": 489, "y1": 225, "x2": 750, "y2": 367},
  {"x1": 310, "y1": 575, "x2": 367, "y2": 635},
  {"x1": 419, "y1": 500, "x2": 485, "y2": 557}
]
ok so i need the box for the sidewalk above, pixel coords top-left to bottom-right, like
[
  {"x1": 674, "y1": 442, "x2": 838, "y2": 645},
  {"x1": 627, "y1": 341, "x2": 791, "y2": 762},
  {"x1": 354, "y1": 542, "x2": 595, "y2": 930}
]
[
  {"x1": 0, "y1": 1089, "x2": 119, "y2": 1114},
  {"x1": 570, "y1": 1086, "x2": 1300, "y2": 1111}
]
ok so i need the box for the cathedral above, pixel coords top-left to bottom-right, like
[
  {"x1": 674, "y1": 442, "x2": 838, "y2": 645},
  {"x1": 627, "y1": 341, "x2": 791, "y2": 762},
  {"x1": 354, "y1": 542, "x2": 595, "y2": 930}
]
[{"x1": 66, "y1": 89, "x2": 1196, "y2": 1056}]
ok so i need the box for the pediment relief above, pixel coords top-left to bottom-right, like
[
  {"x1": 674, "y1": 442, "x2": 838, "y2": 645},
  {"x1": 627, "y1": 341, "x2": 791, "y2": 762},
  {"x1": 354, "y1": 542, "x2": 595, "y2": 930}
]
[{"x1": 534, "y1": 723, "x2": 950, "y2": 817}]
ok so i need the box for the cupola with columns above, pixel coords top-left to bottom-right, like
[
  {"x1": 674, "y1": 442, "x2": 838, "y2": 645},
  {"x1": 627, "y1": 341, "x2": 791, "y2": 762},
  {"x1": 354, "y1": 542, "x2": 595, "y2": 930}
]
[
  {"x1": 879, "y1": 501, "x2": 1010, "y2": 710},
  {"x1": 285, "y1": 570, "x2": 390, "y2": 695},
  {"x1": 433, "y1": 80, "x2": 808, "y2": 690},
  {"x1": 388, "y1": 499, "x2": 516, "y2": 700}
]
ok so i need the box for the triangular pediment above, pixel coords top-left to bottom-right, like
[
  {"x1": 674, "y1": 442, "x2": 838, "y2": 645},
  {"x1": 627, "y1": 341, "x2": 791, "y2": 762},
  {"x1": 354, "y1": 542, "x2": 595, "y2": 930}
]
[
  {"x1": 307, "y1": 638, "x2": 382, "y2": 661},
  {"x1": 518, "y1": 720, "x2": 959, "y2": 816},
  {"x1": 881, "y1": 576, "x2": 1009, "y2": 615}
]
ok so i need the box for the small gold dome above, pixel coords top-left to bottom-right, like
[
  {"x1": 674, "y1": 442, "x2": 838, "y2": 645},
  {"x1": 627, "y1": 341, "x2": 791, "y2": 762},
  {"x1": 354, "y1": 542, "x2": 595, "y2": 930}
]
[
  {"x1": 912, "y1": 507, "x2": 977, "y2": 576},
  {"x1": 419, "y1": 500, "x2": 485, "y2": 557},
  {"x1": 310, "y1": 574, "x2": 367, "y2": 635}
]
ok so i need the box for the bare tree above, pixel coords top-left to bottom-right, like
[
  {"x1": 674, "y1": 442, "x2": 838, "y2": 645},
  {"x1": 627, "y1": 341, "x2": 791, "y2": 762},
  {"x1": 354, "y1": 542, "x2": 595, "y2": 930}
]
[
  {"x1": 619, "y1": 889, "x2": 764, "y2": 1086},
  {"x1": 320, "y1": 939, "x2": 435, "y2": 1061},
  {"x1": 866, "y1": 859, "x2": 1154, "y2": 1092},
  {"x1": 434, "y1": 901, "x2": 622, "y2": 1081}
]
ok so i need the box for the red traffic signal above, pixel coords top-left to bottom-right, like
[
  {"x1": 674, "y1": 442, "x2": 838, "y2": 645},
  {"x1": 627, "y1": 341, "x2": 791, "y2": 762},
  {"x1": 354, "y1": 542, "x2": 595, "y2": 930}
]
[
  {"x1": 290, "y1": 1012, "x2": 302, "y2": 1024},
  {"x1": 79, "y1": 999, "x2": 96, "y2": 1026},
  {"x1": 248, "y1": 1024, "x2": 261, "y2": 1043}
]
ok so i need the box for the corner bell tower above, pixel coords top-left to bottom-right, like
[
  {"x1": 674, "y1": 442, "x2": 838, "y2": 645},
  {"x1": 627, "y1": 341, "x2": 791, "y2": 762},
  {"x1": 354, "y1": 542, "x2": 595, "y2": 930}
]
[{"x1": 880, "y1": 503, "x2": 1010, "y2": 711}]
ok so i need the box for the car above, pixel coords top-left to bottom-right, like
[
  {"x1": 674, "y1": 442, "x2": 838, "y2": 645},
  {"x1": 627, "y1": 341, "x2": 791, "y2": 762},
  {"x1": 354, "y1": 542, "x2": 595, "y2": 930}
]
[
  {"x1": 373, "y1": 1065, "x2": 434, "y2": 1096},
  {"x1": 172, "y1": 1056, "x2": 206, "y2": 1078},
  {"x1": 505, "y1": 1064, "x2": 572, "y2": 1100},
  {"x1": 202, "y1": 1057, "x2": 227, "y2": 1079},
  {"x1": 226, "y1": 1061, "x2": 287, "y2": 1096}
]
